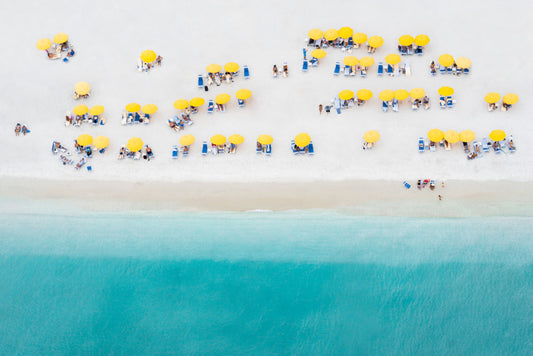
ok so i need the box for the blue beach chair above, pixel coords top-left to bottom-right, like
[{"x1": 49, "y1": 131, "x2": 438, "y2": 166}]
[
  {"x1": 197, "y1": 74, "x2": 203, "y2": 88},
  {"x1": 243, "y1": 65, "x2": 250, "y2": 79},
  {"x1": 482, "y1": 138, "x2": 489, "y2": 153},
  {"x1": 387, "y1": 64, "x2": 393, "y2": 76},
  {"x1": 207, "y1": 100, "x2": 214, "y2": 114},
  {"x1": 333, "y1": 61, "x2": 340, "y2": 76},
  {"x1": 463, "y1": 67, "x2": 470, "y2": 75},
  {"x1": 172, "y1": 145, "x2": 178, "y2": 159},
  {"x1": 256, "y1": 143, "x2": 262, "y2": 154},
  {"x1": 440, "y1": 65, "x2": 446, "y2": 75},
  {"x1": 302, "y1": 59, "x2": 308, "y2": 72},
  {"x1": 266, "y1": 144, "x2": 271, "y2": 156},
  {"x1": 134, "y1": 112, "x2": 141, "y2": 124},
  {"x1": 382, "y1": 101, "x2": 388, "y2": 112},
  {"x1": 440, "y1": 96, "x2": 446, "y2": 109},
  {"x1": 311, "y1": 57, "x2": 318, "y2": 67},
  {"x1": 201, "y1": 141, "x2": 208, "y2": 156},
  {"x1": 377, "y1": 62, "x2": 384, "y2": 76},
  {"x1": 360, "y1": 67, "x2": 367, "y2": 78},
  {"x1": 446, "y1": 96, "x2": 453, "y2": 108},
  {"x1": 403, "y1": 181, "x2": 411, "y2": 189},
  {"x1": 290, "y1": 140, "x2": 298, "y2": 154},
  {"x1": 238, "y1": 99, "x2": 244, "y2": 107},
  {"x1": 308, "y1": 142, "x2": 314, "y2": 155},
  {"x1": 392, "y1": 98, "x2": 399, "y2": 112},
  {"x1": 418, "y1": 137, "x2": 425, "y2": 153},
  {"x1": 344, "y1": 65, "x2": 350, "y2": 76}
]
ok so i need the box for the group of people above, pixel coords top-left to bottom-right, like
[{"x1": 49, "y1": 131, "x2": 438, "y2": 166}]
[
  {"x1": 73, "y1": 91, "x2": 89, "y2": 100},
  {"x1": 416, "y1": 179, "x2": 438, "y2": 190},
  {"x1": 121, "y1": 112, "x2": 151, "y2": 125},
  {"x1": 210, "y1": 143, "x2": 238, "y2": 154},
  {"x1": 138, "y1": 55, "x2": 163, "y2": 72},
  {"x1": 488, "y1": 102, "x2": 513, "y2": 112},
  {"x1": 412, "y1": 96, "x2": 430, "y2": 110},
  {"x1": 65, "y1": 112, "x2": 105, "y2": 126},
  {"x1": 14, "y1": 123, "x2": 30, "y2": 136},
  {"x1": 167, "y1": 113, "x2": 193, "y2": 131},
  {"x1": 272, "y1": 63, "x2": 288, "y2": 78},
  {"x1": 206, "y1": 71, "x2": 236, "y2": 87},
  {"x1": 51, "y1": 140, "x2": 91, "y2": 170},
  {"x1": 429, "y1": 61, "x2": 468, "y2": 76},
  {"x1": 118, "y1": 144, "x2": 154, "y2": 161},
  {"x1": 47, "y1": 41, "x2": 75, "y2": 61}
]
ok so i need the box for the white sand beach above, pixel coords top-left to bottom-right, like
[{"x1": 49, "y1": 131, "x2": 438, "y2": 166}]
[{"x1": 1, "y1": 0, "x2": 532, "y2": 209}]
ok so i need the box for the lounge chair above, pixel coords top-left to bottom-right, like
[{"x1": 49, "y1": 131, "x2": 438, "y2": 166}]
[
  {"x1": 207, "y1": 100, "x2": 214, "y2": 114},
  {"x1": 201, "y1": 141, "x2": 208, "y2": 156},
  {"x1": 403, "y1": 181, "x2": 411, "y2": 189},
  {"x1": 399, "y1": 46, "x2": 407, "y2": 55},
  {"x1": 302, "y1": 59, "x2": 308, "y2": 72},
  {"x1": 244, "y1": 65, "x2": 250, "y2": 79},
  {"x1": 446, "y1": 66, "x2": 453, "y2": 74},
  {"x1": 121, "y1": 112, "x2": 127, "y2": 125},
  {"x1": 343, "y1": 65, "x2": 350, "y2": 76},
  {"x1": 446, "y1": 96, "x2": 453, "y2": 108},
  {"x1": 360, "y1": 67, "x2": 367, "y2": 78},
  {"x1": 404, "y1": 60, "x2": 411, "y2": 76},
  {"x1": 256, "y1": 143, "x2": 262, "y2": 154},
  {"x1": 127, "y1": 113, "x2": 134, "y2": 124},
  {"x1": 393, "y1": 65, "x2": 400, "y2": 77},
  {"x1": 311, "y1": 57, "x2": 318, "y2": 67},
  {"x1": 473, "y1": 141, "x2": 483, "y2": 158},
  {"x1": 333, "y1": 61, "x2": 340, "y2": 76},
  {"x1": 440, "y1": 96, "x2": 446, "y2": 109},
  {"x1": 172, "y1": 145, "x2": 178, "y2": 159},
  {"x1": 440, "y1": 64, "x2": 446, "y2": 75},
  {"x1": 482, "y1": 138, "x2": 489, "y2": 152},
  {"x1": 238, "y1": 99, "x2": 245, "y2": 107},
  {"x1": 377, "y1": 62, "x2": 384, "y2": 76},
  {"x1": 507, "y1": 135, "x2": 516, "y2": 153},
  {"x1": 382, "y1": 101, "x2": 388, "y2": 113},
  {"x1": 418, "y1": 137, "x2": 424, "y2": 153},
  {"x1": 429, "y1": 141, "x2": 436, "y2": 152},
  {"x1": 290, "y1": 140, "x2": 299, "y2": 154},
  {"x1": 407, "y1": 46, "x2": 414, "y2": 55},
  {"x1": 387, "y1": 64, "x2": 393, "y2": 76},
  {"x1": 59, "y1": 154, "x2": 73, "y2": 165},
  {"x1": 444, "y1": 140, "x2": 451, "y2": 151},
  {"x1": 308, "y1": 141, "x2": 314, "y2": 155},
  {"x1": 197, "y1": 74, "x2": 203, "y2": 88},
  {"x1": 463, "y1": 67, "x2": 470, "y2": 75},
  {"x1": 266, "y1": 144, "x2": 272, "y2": 156},
  {"x1": 415, "y1": 46, "x2": 423, "y2": 56},
  {"x1": 143, "y1": 114, "x2": 150, "y2": 124},
  {"x1": 134, "y1": 112, "x2": 141, "y2": 124},
  {"x1": 363, "y1": 142, "x2": 373, "y2": 150},
  {"x1": 182, "y1": 146, "x2": 189, "y2": 156},
  {"x1": 75, "y1": 157, "x2": 87, "y2": 170},
  {"x1": 463, "y1": 142, "x2": 470, "y2": 153}
]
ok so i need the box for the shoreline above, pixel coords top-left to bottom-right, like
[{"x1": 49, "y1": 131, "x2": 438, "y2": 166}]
[{"x1": 1, "y1": 177, "x2": 532, "y2": 217}]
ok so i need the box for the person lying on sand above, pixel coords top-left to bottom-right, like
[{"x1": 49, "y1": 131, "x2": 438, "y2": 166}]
[
  {"x1": 273, "y1": 65, "x2": 278, "y2": 77},
  {"x1": 22, "y1": 125, "x2": 29, "y2": 135},
  {"x1": 14, "y1": 123, "x2": 21, "y2": 136}
]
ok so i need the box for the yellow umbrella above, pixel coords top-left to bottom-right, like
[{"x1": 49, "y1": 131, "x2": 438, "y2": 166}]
[
  {"x1": 53, "y1": 33, "x2": 68, "y2": 44},
  {"x1": 206, "y1": 63, "x2": 222, "y2": 73},
  {"x1": 324, "y1": 29, "x2": 338, "y2": 41},
  {"x1": 459, "y1": 130, "x2": 475, "y2": 143},
  {"x1": 503, "y1": 93, "x2": 519, "y2": 105},
  {"x1": 410, "y1": 88, "x2": 426, "y2": 99},
  {"x1": 140, "y1": 50, "x2": 156, "y2": 63},
  {"x1": 257, "y1": 134, "x2": 274, "y2": 145},
  {"x1": 428, "y1": 129, "x2": 444, "y2": 142},
  {"x1": 127, "y1": 137, "x2": 143, "y2": 152},
  {"x1": 77, "y1": 134, "x2": 93, "y2": 146},
  {"x1": 93, "y1": 136, "x2": 110, "y2": 149},
  {"x1": 338, "y1": 27, "x2": 353, "y2": 39},
  {"x1": 489, "y1": 130, "x2": 506, "y2": 141},
  {"x1": 89, "y1": 105, "x2": 105, "y2": 116},
  {"x1": 368, "y1": 35, "x2": 384, "y2": 48},
  {"x1": 295, "y1": 133, "x2": 311, "y2": 147},
  {"x1": 74, "y1": 81, "x2": 91, "y2": 95},
  {"x1": 338, "y1": 90, "x2": 354, "y2": 100},
  {"x1": 359, "y1": 56, "x2": 375, "y2": 67},
  {"x1": 311, "y1": 49, "x2": 327, "y2": 59},
  {"x1": 394, "y1": 89, "x2": 409, "y2": 101},
  {"x1": 36, "y1": 38, "x2": 51, "y2": 50},
  {"x1": 73, "y1": 105, "x2": 89, "y2": 116},
  {"x1": 229, "y1": 134, "x2": 245, "y2": 145},
  {"x1": 179, "y1": 134, "x2": 195, "y2": 146},
  {"x1": 210, "y1": 134, "x2": 226, "y2": 145},
  {"x1": 485, "y1": 92, "x2": 500, "y2": 104},
  {"x1": 215, "y1": 93, "x2": 231, "y2": 104},
  {"x1": 363, "y1": 130, "x2": 380, "y2": 143},
  {"x1": 353, "y1": 32, "x2": 368, "y2": 44},
  {"x1": 343, "y1": 56, "x2": 359, "y2": 66},
  {"x1": 455, "y1": 57, "x2": 472, "y2": 69},
  {"x1": 357, "y1": 89, "x2": 373, "y2": 101},
  {"x1": 444, "y1": 130, "x2": 460, "y2": 144},
  {"x1": 224, "y1": 62, "x2": 240, "y2": 73},
  {"x1": 174, "y1": 99, "x2": 189, "y2": 110},
  {"x1": 379, "y1": 90, "x2": 394, "y2": 101},
  {"x1": 126, "y1": 103, "x2": 141, "y2": 112},
  {"x1": 236, "y1": 89, "x2": 252, "y2": 100},
  {"x1": 189, "y1": 97, "x2": 205, "y2": 107},
  {"x1": 142, "y1": 104, "x2": 158, "y2": 114},
  {"x1": 438, "y1": 54, "x2": 454, "y2": 67},
  {"x1": 414, "y1": 34, "x2": 430, "y2": 47},
  {"x1": 385, "y1": 54, "x2": 401, "y2": 65},
  {"x1": 438, "y1": 86, "x2": 454, "y2": 96},
  {"x1": 398, "y1": 35, "x2": 414, "y2": 46},
  {"x1": 308, "y1": 28, "x2": 324, "y2": 40}
]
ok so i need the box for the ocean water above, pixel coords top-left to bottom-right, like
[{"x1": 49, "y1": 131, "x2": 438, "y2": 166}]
[{"x1": 0, "y1": 209, "x2": 532, "y2": 355}]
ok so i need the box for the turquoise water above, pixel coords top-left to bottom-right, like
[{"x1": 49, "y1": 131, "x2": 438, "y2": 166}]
[{"x1": 0, "y1": 210, "x2": 532, "y2": 355}]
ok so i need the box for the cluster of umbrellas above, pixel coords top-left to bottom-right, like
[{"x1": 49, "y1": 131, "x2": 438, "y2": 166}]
[
  {"x1": 35, "y1": 33, "x2": 69, "y2": 51},
  {"x1": 210, "y1": 134, "x2": 245, "y2": 146},
  {"x1": 339, "y1": 89, "x2": 373, "y2": 101},
  {"x1": 398, "y1": 34, "x2": 430, "y2": 47},
  {"x1": 125, "y1": 103, "x2": 158, "y2": 114},
  {"x1": 438, "y1": 54, "x2": 472, "y2": 69},
  {"x1": 174, "y1": 98, "x2": 205, "y2": 110},
  {"x1": 76, "y1": 134, "x2": 110, "y2": 149},
  {"x1": 308, "y1": 28, "x2": 384, "y2": 49},
  {"x1": 339, "y1": 88, "x2": 430, "y2": 102},
  {"x1": 341, "y1": 56, "x2": 375, "y2": 67},
  {"x1": 73, "y1": 104, "x2": 105, "y2": 117},
  {"x1": 426, "y1": 129, "x2": 507, "y2": 143},
  {"x1": 206, "y1": 62, "x2": 240, "y2": 74},
  {"x1": 484, "y1": 93, "x2": 519, "y2": 105}
]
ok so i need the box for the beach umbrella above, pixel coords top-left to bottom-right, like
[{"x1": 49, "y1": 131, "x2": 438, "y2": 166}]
[
  {"x1": 455, "y1": 57, "x2": 472, "y2": 69},
  {"x1": 89, "y1": 105, "x2": 105, "y2": 116},
  {"x1": 484, "y1": 92, "x2": 500, "y2": 104},
  {"x1": 398, "y1": 35, "x2": 414, "y2": 46},
  {"x1": 338, "y1": 90, "x2": 354, "y2": 100},
  {"x1": 343, "y1": 56, "x2": 359, "y2": 66},
  {"x1": 363, "y1": 130, "x2": 380, "y2": 143},
  {"x1": 438, "y1": 86, "x2": 454, "y2": 96},
  {"x1": 36, "y1": 38, "x2": 51, "y2": 50},
  {"x1": 236, "y1": 89, "x2": 252, "y2": 100},
  {"x1": 410, "y1": 88, "x2": 426, "y2": 99},
  {"x1": 338, "y1": 27, "x2": 353, "y2": 39},
  {"x1": 142, "y1": 104, "x2": 158, "y2": 114},
  {"x1": 215, "y1": 93, "x2": 231, "y2": 104},
  {"x1": 126, "y1": 103, "x2": 141, "y2": 112},
  {"x1": 357, "y1": 89, "x2": 373, "y2": 101},
  {"x1": 77, "y1": 134, "x2": 93, "y2": 146},
  {"x1": 174, "y1": 99, "x2": 189, "y2": 110},
  {"x1": 179, "y1": 134, "x2": 195, "y2": 146},
  {"x1": 459, "y1": 130, "x2": 475, "y2": 142},
  {"x1": 311, "y1": 49, "x2": 327, "y2": 58},
  {"x1": 368, "y1": 35, "x2": 384, "y2": 48},
  {"x1": 206, "y1": 63, "x2": 222, "y2": 73},
  {"x1": 127, "y1": 137, "x2": 143, "y2": 152},
  {"x1": 224, "y1": 62, "x2": 240, "y2": 73},
  {"x1": 93, "y1": 136, "x2": 110, "y2": 149},
  {"x1": 489, "y1": 130, "x2": 506, "y2": 141},
  {"x1": 428, "y1": 129, "x2": 444, "y2": 142},
  {"x1": 140, "y1": 50, "x2": 156, "y2": 63},
  {"x1": 74, "y1": 81, "x2": 91, "y2": 95},
  {"x1": 324, "y1": 29, "x2": 338, "y2": 41},
  {"x1": 189, "y1": 97, "x2": 205, "y2": 107},
  {"x1": 229, "y1": 134, "x2": 245, "y2": 145},
  {"x1": 444, "y1": 130, "x2": 460, "y2": 143},
  {"x1": 438, "y1": 54, "x2": 454, "y2": 67},
  {"x1": 414, "y1": 34, "x2": 430, "y2": 47},
  {"x1": 359, "y1": 56, "x2": 375, "y2": 67},
  {"x1": 257, "y1": 134, "x2": 273, "y2": 145},
  {"x1": 53, "y1": 33, "x2": 68, "y2": 44},
  {"x1": 385, "y1": 54, "x2": 401, "y2": 65},
  {"x1": 503, "y1": 93, "x2": 519, "y2": 105},
  {"x1": 73, "y1": 104, "x2": 89, "y2": 116},
  {"x1": 379, "y1": 90, "x2": 394, "y2": 101},
  {"x1": 394, "y1": 89, "x2": 409, "y2": 101},
  {"x1": 210, "y1": 134, "x2": 226, "y2": 145},
  {"x1": 353, "y1": 32, "x2": 368, "y2": 44},
  {"x1": 308, "y1": 28, "x2": 323, "y2": 40},
  {"x1": 295, "y1": 133, "x2": 311, "y2": 147}
]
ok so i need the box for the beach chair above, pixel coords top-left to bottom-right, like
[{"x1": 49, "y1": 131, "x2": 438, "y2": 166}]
[
  {"x1": 137, "y1": 58, "x2": 143, "y2": 72},
  {"x1": 142, "y1": 114, "x2": 150, "y2": 124},
  {"x1": 508, "y1": 135, "x2": 516, "y2": 153},
  {"x1": 430, "y1": 141, "x2": 436, "y2": 152},
  {"x1": 127, "y1": 113, "x2": 134, "y2": 124},
  {"x1": 172, "y1": 145, "x2": 178, "y2": 159},
  {"x1": 244, "y1": 65, "x2": 250, "y2": 79},
  {"x1": 59, "y1": 154, "x2": 73, "y2": 165},
  {"x1": 121, "y1": 112, "x2": 127, "y2": 125},
  {"x1": 392, "y1": 98, "x2": 399, "y2": 112},
  {"x1": 416, "y1": 46, "x2": 423, "y2": 56},
  {"x1": 256, "y1": 143, "x2": 262, "y2": 154},
  {"x1": 333, "y1": 61, "x2": 340, "y2": 76},
  {"x1": 201, "y1": 141, "x2": 208, "y2": 156},
  {"x1": 182, "y1": 146, "x2": 189, "y2": 156},
  {"x1": 238, "y1": 99, "x2": 245, "y2": 107},
  {"x1": 407, "y1": 46, "x2": 414, "y2": 55},
  {"x1": 197, "y1": 74, "x2": 203, "y2": 88},
  {"x1": 444, "y1": 140, "x2": 451, "y2": 151},
  {"x1": 302, "y1": 59, "x2": 308, "y2": 72},
  {"x1": 393, "y1": 65, "x2": 400, "y2": 77},
  {"x1": 343, "y1": 65, "x2": 350, "y2": 76},
  {"x1": 463, "y1": 67, "x2": 470, "y2": 75},
  {"x1": 424, "y1": 139, "x2": 430, "y2": 150},
  {"x1": 75, "y1": 157, "x2": 87, "y2": 170},
  {"x1": 347, "y1": 37, "x2": 354, "y2": 50},
  {"x1": 377, "y1": 62, "x2": 384, "y2": 76},
  {"x1": 308, "y1": 142, "x2": 314, "y2": 155},
  {"x1": 404, "y1": 61, "x2": 411, "y2": 76},
  {"x1": 382, "y1": 101, "x2": 388, "y2": 113},
  {"x1": 463, "y1": 142, "x2": 470, "y2": 153},
  {"x1": 334, "y1": 97, "x2": 341, "y2": 114},
  {"x1": 387, "y1": 64, "x2": 393, "y2": 76},
  {"x1": 311, "y1": 57, "x2": 318, "y2": 67},
  {"x1": 482, "y1": 138, "x2": 489, "y2": 152},
  {"x1": 440, "y1": 96, "x2": 446, "y2": 109},
  {"x1": 360, "y1": 67, "x2": 367, "y2": 78},
  {"x1": 473, "y1": 141, "x2": 483, "y2": 158},
  {"x1": 133, "y1": 113, "x2": 140, "y2": 124},
  {"x1": 403, "y1": 181, "x2": 411, "y2": 189},
  {"x1": 266, "y1": 144, "x2": 272, "y2": 156},
  {"x1": 207, "y1": 100, "x2": 214, "y2": 114},
  {"x1": 418, "y1": 137, "x2": 425, "y2": 153},
  {"x1": 447, "y1": 66, "x2": 453, "y2": 74},
  {"x1": 446, "y1": 96, "x2": 453, "y2": 108},
  {"x1": 399, "y1": 46, "x2": 407, "y2": 55},
  {"x1": 440, "y1": 65, "x2": 446, "y2": 75},
  {"x1": 290, "y1": 140, "x2": 298, "y2": 154}
]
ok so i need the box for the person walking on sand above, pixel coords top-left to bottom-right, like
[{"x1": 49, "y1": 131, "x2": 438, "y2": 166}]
[
  {"x1": 438, "y1": 195, "x2": 442, "y2": 201},
  {"x1": 318, "y1": 104, "x2": 323, "y2": 115}
]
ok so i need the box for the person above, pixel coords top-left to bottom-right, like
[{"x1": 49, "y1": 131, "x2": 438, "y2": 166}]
[
  {"x1": 302, "y1": 48, "x2": 307, "y2": 59},
  {"x1": 294, "y1": 144, "x2": 300, "y2": 152},
  {"x1": 74, "y1": 140, "x2": 82, "y2": 153},
  {"x1": 14, "y1": 123, "x2": 21, "y2": 136},
  {"x1": 214, "y1": 72, "x2": 221, "y2": 86},
  {"x1": 168, "y1": 120, "x2": 179, "y2": 131},
  {"x1": 508, "y1": 138, "x2": 515, "y2": 150},
  {"x1": 145, "y1": 145, "x2": 153, "y2": 160},
  {"x1": 438, "y1": 195, "x2": 442, "y2": 201},
  {"x1": 257, "y1": 141, "x2": 262, "y2": 152},
  {"x1": 85, "y1": 146, "x2": 92, "y2": 158},
  {"x1": 76, "y1": 115, "x2": 82, "y2": 126},
  {"x1": 318, "y1": 104, "x2": 323, "y2": 115},
  {"x1": 283, "y1": 63, "x2": 288, "y2": 77},
  {"x1": 325, "y1": 105, "x2": 331, "y2": 114},
  {"x1": 422, "y1": 96, "x2": 430, "y2": 110},
  {"x1": 502, "y1": 102, "x2": 511, "y2": 111},
  {"x1": 441, "y1": 181, "x2": 445, "y2": 188},
  {"x1": 118, "y1": 146, "x2": 126, "y2": 159},
  {"x1": 22, "y1": 125, "x2": 28, "y2": 135},
  {"x1": 156, "y1": 55, "x2": 162, "y2": 66},
  {"x1": 273, "y1": 65, "x2": 278, "y2": 77},
  {"x1": 183, "y1": 145, "x2": 189, "y2": 154},
  {"x1": 430, "y1": 61, "x2": 436, "y2": 75},
  {"x1": 417, "y1": 180, "x2": 421, "y2": 190}
]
